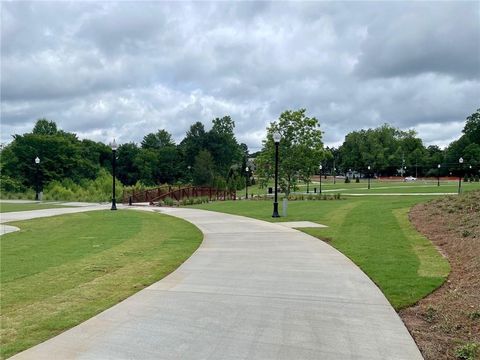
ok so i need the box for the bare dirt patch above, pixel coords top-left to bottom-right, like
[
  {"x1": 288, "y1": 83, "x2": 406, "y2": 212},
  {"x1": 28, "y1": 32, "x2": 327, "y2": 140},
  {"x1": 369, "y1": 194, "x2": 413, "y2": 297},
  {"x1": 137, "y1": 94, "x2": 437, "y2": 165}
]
[{"x1": 400, "y1": 190, "x2": 480, "y2": 360}]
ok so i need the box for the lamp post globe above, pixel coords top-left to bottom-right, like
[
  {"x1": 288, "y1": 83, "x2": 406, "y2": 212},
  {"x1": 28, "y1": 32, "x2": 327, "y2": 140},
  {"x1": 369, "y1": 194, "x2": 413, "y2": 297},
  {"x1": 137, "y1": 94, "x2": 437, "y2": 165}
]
[
  {"x1": 272, "y1": 131, "x2": 281, "y2": 217},
  {"x1": 34, "y1": 157, "x2": 40, "y2": 200},
  {"x1": 110, "y1": 139, "x2": 118, "y2": 210}
]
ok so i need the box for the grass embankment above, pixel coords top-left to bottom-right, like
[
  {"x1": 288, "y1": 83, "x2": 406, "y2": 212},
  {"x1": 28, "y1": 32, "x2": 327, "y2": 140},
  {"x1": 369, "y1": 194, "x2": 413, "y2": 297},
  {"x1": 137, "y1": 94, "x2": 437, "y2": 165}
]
[
  {"x1": 191, "y1": 196, "x2": 450, "y2": 310},
  {"x1": 400, "y1": 191, "x2": 480, "y2": 360},
  {"x1": 0, "y1": 202, "x2": 73, "y2": 213},
  {"x1": 0, "y1": 210, "x2": 202, "y2": 359}
]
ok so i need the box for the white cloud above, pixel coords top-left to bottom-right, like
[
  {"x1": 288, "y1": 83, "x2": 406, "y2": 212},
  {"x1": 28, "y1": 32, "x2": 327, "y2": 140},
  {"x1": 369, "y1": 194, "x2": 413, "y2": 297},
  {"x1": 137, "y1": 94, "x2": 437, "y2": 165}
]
[{"x1": 1, "y1": 1, "x2": 479, "y2": 152}]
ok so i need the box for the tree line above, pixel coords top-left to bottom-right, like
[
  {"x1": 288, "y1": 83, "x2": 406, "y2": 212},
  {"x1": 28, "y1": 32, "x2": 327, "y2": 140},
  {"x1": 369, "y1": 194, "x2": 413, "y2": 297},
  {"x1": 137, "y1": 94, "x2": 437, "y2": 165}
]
[
  {"x1": 0, "y1": 116, "x2": 249, "y2": 194},
  {"x1": 1, "y1": 108, "x2": 478, "y2": 197}
]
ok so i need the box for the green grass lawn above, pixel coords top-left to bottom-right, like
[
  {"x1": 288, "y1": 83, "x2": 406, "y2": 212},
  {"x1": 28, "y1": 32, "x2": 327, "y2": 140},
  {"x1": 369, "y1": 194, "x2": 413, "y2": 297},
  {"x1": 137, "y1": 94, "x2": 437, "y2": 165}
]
[
  {"x1": 248, "y1": 179, "x2": 480, "y2": 196},
  {"x1": 0, "y1": 202, "x2": 73, "y2": 213},
  {"x1": 191, "y1": 195, "x2": 451, "y2": 310},
  {"x1": 0, "y1": 210, "x2": 202, "y2": 359}
]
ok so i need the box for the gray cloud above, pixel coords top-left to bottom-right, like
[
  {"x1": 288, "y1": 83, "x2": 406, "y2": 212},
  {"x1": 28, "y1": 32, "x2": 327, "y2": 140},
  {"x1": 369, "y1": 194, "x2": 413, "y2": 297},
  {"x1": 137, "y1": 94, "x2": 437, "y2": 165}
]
[{"x1": 1, "y1": 1, "x2": 479, "y2": 151}]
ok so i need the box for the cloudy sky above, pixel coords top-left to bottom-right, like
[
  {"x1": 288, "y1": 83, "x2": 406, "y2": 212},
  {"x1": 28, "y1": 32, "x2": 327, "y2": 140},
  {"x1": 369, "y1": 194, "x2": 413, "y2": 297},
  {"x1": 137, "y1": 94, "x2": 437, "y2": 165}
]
[{"x1": 1, "y1": 1, "x2": 479, "y2": 151}]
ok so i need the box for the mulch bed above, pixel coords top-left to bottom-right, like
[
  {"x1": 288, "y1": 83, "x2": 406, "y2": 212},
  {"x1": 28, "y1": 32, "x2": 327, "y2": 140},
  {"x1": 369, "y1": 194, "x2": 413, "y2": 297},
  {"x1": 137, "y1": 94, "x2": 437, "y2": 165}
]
[{"x1": 399, "y1": 191, "x2": 480, "y2": 359}]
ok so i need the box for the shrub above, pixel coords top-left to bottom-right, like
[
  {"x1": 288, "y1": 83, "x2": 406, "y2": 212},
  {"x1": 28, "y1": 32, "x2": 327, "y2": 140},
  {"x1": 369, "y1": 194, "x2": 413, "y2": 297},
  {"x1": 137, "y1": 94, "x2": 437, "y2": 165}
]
[
  {"x1": 163, "y1": 197, "x2": 174, "y2": 206},
  {"x1": 0, "y1": 175, "x2": 26, "y2": 193},
  {"x1": 475, "y1": 175, "x2": 479, "y2": 182},
  {"x1": 345, "y1": 177, "x2": 350, "y2": 183},
  {"x1": 355, "y1": 177, "x2": 360, "y2": 183}
]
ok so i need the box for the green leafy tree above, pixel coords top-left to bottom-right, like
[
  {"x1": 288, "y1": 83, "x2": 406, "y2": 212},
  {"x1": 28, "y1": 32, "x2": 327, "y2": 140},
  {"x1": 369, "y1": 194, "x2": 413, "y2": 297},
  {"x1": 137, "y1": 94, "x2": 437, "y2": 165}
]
[
  {"x1": 258, "y1": 109, "x2": 325, "y2": 195},
  {"x1": 463, "y1": 108, "x2": 480, "y2": 144},
  {"x1": 116, "y1": 143, "x2": 141, "y2": 186},
  {"x1": 32, "y1": 118, "x2": 58, "y2": 135},
  {"x1": 192, "y1": 150, "x2": 215, "y2": 186},
  {"x1": 141, "y1": 130, "x2": 175, "y2": 150}
]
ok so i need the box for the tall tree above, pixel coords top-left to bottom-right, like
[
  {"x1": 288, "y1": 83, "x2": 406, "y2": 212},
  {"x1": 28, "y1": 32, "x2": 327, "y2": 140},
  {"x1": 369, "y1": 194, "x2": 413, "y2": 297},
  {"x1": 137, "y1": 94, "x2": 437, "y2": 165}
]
[{"x1": 192, "y1": 150, "x2": 215, "y2": 186}]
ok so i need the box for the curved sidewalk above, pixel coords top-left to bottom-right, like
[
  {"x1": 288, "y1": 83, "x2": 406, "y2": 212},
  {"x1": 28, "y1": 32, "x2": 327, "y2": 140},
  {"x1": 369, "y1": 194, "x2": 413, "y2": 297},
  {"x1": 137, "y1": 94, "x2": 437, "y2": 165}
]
[{"x1": 11, "y1": 207, "x2": 422, "y2": 359}]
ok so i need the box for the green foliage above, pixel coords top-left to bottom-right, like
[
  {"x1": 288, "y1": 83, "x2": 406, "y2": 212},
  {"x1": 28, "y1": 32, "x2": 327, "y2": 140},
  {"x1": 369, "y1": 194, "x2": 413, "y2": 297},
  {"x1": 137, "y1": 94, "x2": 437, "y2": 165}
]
[
  {"x1": 0, "y1": 175, "x2": 26, "y2": 193},
  {"x1": 1, "y1": 119, "x2": 111, "y2": 189},
  {"x1": 192, "y1": 150, "x2": 215, "y2": 186},
  {"x1": 43, "y1": 169, "x2": 123, "y2": 202},
  {"x1": 454, "y1": 342, "x2": 479, "y2": 360},
  {"x1": 257, "y1": 109, "x2": 326, "y2": 196},
  {"x1": 338, "y1": 124, "x2": 429, "y2": 176}
]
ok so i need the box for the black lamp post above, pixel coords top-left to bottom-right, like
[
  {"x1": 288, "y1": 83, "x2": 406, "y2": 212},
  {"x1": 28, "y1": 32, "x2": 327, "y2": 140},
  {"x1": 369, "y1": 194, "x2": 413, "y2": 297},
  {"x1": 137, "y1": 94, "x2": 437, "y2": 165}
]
[
  {"x1": 367, "y1": 165, "x2": 371, "y2": 190},
  {"x1": 333, "y1": 165, "x2": 336, "y2": 185},
  {"x1": 319, "y1": 164, "x2": 322, "y2": 194},
  {"x1": 437, "y1": 164, "x2": 441, "y2": 186},
  {"x1": 35, "y1": 156, "x2": 40, "y2": 200},
  {"x1": 458, "y1": 157, "x2": 463, "y2": 194},
  {"x1": 110, "y1": 139, "x2": 118, "y2": 210},
  {"x1": 272, "y1": 131, "x2": 281, "y2": 217},
  {"x1": 245, "y1": 166, "x2": 249, "y2": 199}
]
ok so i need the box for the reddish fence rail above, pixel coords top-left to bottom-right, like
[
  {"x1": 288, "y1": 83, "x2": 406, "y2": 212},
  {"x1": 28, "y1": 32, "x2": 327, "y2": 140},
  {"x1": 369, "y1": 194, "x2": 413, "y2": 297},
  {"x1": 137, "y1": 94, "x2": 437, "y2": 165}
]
[{"x1": 122, "y1": 186, "x2": 236, "y2": 204}]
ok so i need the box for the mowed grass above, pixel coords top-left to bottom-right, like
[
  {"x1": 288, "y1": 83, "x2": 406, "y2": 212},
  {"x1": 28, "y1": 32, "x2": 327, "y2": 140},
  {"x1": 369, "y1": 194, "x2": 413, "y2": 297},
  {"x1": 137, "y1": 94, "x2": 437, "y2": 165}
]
[
  {"x1": 191, "y1": 195, "x2": 451, "y2": 310},
  {"x1": 0, "y1": 210, "x2": 202, "y2": 359},
  {"x1": 0, "y1": 202, "x2": 73, "y2": 213},
  {"x1": 248, "y1": 179, "x2": 480, "y2": 195}
]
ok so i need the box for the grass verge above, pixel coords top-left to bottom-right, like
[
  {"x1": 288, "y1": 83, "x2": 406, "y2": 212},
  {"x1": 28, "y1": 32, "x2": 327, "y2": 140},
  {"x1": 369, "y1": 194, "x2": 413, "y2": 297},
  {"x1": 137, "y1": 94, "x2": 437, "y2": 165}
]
[
  {"x1": 190, "y1": 195, "x2": 450, "y2": 310},
  {"x1": 0, "y1": 202, "x2": 73, "y2": 213},
  {"x1": 0, "y1": 209, "x2": 202, "y2": 359}
]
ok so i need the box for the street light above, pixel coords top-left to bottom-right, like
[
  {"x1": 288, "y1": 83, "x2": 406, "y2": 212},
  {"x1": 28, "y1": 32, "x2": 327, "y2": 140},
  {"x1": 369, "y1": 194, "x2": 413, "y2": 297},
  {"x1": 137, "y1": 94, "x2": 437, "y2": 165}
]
[
  {"x1": 437, "y1": 164, "x2": 441, "y2": 187},
  {"x1": 110, "y1": 139, "x2": 118, "y2": 210},
  {"x1": 333, "y1": 167, "x2": 336, "y2": 185},
  {"x1": 458, "y1": 157, "x2": 463, "y2": 194},
  {"x1": 367, "y1": 165, "x2": 371, "y2": 190},
  {"x1": 35, "y1": 157, "x2": 40, "y2": 201},
  {"x1": 245, "y1": 166, "x2": 249, "y2": 199},
  {"x1": 272, "y1": 131, "x2": 281, "y2": 217},
  {"x1": 319, "y1": 164, "x2": 323, "y2": 194}
]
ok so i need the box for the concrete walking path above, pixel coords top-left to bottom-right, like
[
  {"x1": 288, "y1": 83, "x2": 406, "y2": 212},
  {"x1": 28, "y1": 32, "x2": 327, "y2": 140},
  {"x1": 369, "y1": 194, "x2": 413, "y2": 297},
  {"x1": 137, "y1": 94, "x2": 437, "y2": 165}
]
[{"x1": 10, "y1": 207, "x2": 422, "y2": 359}]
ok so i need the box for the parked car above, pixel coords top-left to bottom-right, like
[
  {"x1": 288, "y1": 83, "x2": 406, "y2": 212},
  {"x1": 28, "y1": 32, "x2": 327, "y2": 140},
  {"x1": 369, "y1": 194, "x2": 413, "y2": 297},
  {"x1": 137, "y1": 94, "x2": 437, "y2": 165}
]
[{"x1": 404, "y1": 176, "x2": 417, "y2": 182}]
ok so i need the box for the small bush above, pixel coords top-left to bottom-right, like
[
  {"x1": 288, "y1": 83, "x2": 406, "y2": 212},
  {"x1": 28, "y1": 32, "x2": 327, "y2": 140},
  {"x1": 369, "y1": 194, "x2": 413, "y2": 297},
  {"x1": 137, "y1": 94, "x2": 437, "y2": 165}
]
[
  {"x1": 475, "y1": 175, "x2": 479, "y2": 182},
  {"x1": 355, "y1": 177, "x2": 360, "y2": 183},
  {"x1": 163, "y1": 197, "x2": 174, "y2": 206},
  {"x1": 454, "y1": 342, "x2": 479, "y2": 360},
  {"x1": 345, "y1": 177, "x2": 350, "y2": 183}
]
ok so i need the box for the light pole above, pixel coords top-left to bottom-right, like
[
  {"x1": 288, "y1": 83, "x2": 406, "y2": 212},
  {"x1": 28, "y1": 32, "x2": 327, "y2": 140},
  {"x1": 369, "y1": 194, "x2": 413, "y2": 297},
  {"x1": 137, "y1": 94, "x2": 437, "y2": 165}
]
[
  {"x1": 333, "y1": 166, "x2": 336, "y2": 185},
  {"x1": 458, "y1": 157, "x2": 463, "y2": 194},
  {"x1": 367, "y1": 165, "x2": 371, "y2": 190},
  {"x1": 319, "y1": 164, "x2": 322, "y2": 194},
  {"x1": 35, "y1": 156, "x2": 40, "y2": 201},
  {"x1": 437, "y1": 164, "x2": 441, "y2": 186},
  {"x1": 272, "y1": 131, "x2": 281, "y2": 218},
  {"x1": 110, "y1": 139, "x2": 118, "y2": 210},
  {"x1": 245, "y1": 166, "x2": 249, "y2": 199}
]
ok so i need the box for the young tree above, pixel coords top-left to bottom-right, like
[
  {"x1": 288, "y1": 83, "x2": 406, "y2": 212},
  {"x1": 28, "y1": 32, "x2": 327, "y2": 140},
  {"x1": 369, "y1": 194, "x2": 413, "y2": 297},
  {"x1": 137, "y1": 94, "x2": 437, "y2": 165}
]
[{"x1": 259, "y1": 109, "x2": 326, "y2": 195}]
